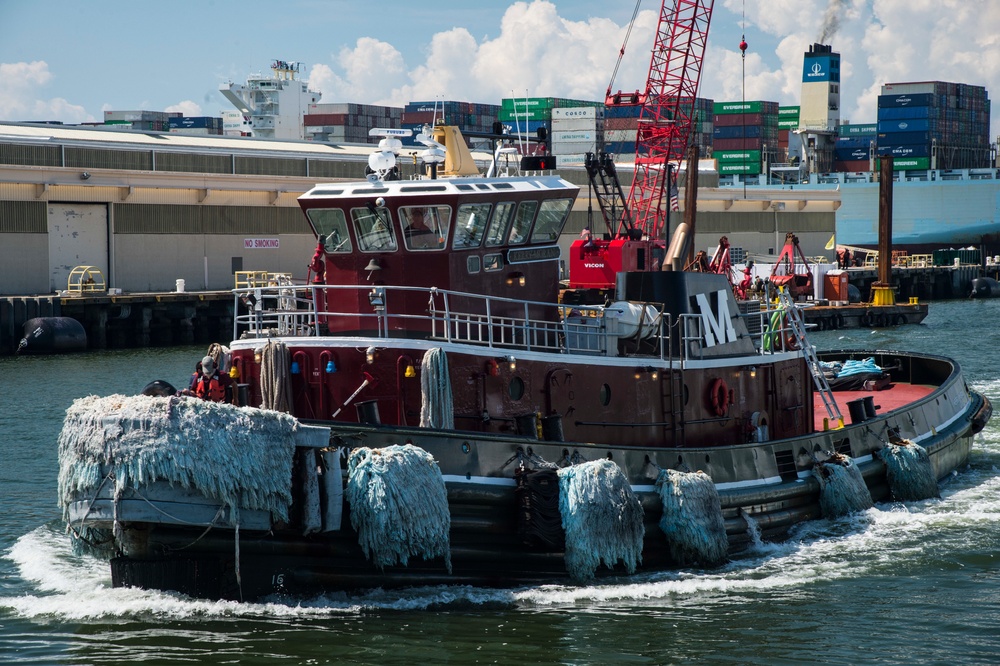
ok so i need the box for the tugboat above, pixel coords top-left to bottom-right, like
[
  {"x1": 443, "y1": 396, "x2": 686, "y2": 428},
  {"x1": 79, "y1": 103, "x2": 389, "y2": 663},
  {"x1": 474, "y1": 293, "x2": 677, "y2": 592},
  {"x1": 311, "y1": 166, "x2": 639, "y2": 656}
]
[{"x1": 58, "y1": 125, "x2": 992, "y2": 601}]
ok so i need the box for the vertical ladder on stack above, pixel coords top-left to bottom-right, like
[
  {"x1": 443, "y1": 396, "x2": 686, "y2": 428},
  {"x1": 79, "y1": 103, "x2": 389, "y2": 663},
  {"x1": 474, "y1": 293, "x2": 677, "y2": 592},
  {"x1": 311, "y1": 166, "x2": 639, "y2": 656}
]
[{"x1": 778, "y1": 290, "x2": 843, "y2": 425}]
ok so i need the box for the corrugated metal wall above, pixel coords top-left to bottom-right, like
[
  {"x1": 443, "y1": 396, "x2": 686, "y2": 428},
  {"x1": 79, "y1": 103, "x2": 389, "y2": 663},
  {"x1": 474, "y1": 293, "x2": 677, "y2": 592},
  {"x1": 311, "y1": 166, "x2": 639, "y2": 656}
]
[
  {"x1": 0, "y1": 201, "x2": 47, "y2": 233},
  {"x1": 114, "y1": 204, "x2": 309, "y2": 234}
]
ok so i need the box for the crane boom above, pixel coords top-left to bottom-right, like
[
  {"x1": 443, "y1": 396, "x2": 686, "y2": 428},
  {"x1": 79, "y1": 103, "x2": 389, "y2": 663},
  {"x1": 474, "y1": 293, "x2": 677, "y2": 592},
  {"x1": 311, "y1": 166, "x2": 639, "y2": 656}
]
[{"x1": 627, "y1": 0, "x2": 714, "y2": 238}]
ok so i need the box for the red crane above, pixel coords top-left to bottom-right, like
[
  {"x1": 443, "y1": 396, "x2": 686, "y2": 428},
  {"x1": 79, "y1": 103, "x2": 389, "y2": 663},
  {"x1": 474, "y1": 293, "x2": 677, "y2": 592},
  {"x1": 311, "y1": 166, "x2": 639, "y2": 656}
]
[{"x1": 568, "y1": 0, "x2": 715, "y2": 296}]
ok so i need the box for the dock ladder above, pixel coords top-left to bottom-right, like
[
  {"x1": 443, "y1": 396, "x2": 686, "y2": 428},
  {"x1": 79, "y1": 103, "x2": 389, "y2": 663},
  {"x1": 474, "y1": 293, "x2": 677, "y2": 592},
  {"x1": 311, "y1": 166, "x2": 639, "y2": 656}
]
[{"x1": 779, "y1": 290, "x2": 843, "y2": 426}]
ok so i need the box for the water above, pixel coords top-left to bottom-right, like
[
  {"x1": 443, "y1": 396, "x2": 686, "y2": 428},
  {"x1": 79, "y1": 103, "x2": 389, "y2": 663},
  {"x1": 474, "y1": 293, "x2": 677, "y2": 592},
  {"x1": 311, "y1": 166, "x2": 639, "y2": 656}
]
[{"x1": 3, "y1": 302, "x2": 1000, "y2": 665}]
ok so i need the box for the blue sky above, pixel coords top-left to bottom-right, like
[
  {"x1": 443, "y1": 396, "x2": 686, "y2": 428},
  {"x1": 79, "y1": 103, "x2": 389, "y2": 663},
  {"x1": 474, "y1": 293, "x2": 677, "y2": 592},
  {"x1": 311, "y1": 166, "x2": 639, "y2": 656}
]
[{"x1": 2, "y1": 0, "x2": 999, "y2": 137}]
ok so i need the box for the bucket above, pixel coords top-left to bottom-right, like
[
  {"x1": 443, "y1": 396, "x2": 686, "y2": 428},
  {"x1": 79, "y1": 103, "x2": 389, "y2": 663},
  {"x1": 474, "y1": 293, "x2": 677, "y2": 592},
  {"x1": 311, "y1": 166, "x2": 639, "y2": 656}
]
[
  {"x1": 175, "y1": 278, "x2": 185, "y2": 293},
  {"x1": 846, "y1": 398, "x2": 868, "y2": 424},
  {"x1": 355, "y1": 400, "x2": 381, "y2": 425}
]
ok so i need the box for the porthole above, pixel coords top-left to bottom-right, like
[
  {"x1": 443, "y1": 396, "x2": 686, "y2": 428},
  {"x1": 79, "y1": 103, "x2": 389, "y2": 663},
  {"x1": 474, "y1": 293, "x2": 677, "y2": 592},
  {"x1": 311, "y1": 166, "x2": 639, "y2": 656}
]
[
  {"x1": 509, "y1": 376, "x2": 525, "y2": 400},
  {"x1": 599, "y1": 383, "x2": 611, "y2": 406}
]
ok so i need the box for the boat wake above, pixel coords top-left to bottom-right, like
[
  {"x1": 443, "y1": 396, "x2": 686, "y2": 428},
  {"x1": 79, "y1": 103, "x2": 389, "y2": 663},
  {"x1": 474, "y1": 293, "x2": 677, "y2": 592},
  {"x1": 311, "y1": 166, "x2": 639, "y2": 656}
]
[{"x1": 5, "y1": 443, "x2": 1000, "y2": 620}]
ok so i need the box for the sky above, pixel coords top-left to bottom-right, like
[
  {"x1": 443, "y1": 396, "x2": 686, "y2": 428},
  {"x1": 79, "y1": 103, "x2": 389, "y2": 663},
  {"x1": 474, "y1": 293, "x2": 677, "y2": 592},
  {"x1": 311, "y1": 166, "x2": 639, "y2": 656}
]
[{"x1": 2, "y1": 0, "x2": 1000, "y2": 138}]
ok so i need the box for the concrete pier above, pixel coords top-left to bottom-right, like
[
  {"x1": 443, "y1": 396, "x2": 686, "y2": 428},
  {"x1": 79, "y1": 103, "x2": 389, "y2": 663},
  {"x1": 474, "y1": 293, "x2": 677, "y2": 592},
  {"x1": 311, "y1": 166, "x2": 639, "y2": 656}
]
[{"x1": 1, "y1": 291, "x2": 234, "y2": 355}]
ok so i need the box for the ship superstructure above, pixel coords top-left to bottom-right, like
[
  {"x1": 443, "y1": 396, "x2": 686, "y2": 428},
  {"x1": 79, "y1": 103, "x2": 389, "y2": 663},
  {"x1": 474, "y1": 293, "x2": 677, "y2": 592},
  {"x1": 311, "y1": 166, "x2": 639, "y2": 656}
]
[{"x1": 220, "y1": 60, "x2": 321, "y2": 140}]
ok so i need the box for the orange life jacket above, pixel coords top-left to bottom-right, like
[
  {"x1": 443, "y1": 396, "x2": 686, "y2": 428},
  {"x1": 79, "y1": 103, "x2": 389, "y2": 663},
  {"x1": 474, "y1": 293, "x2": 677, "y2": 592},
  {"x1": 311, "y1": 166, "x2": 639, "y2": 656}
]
[{"x1": 195, "y1": 373, "x2": 227, "y2": 402}]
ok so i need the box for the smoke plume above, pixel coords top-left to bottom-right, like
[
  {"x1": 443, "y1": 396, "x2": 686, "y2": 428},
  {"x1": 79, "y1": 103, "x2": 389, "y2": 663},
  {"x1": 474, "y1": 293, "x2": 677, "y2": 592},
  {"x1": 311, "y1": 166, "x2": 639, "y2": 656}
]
[{"x1": 818, "y1": 0, "x2": 848, "y2": 43}]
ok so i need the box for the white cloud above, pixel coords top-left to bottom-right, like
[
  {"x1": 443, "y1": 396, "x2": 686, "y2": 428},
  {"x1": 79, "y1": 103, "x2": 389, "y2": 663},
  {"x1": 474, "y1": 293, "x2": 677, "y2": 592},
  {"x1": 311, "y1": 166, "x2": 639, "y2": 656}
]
[
  {"x1": 165, "y1": 101, "x2": 203, "y2": 117},
  {"x1": 0, "y1": 61, "x2": 91, "y2": 122}
]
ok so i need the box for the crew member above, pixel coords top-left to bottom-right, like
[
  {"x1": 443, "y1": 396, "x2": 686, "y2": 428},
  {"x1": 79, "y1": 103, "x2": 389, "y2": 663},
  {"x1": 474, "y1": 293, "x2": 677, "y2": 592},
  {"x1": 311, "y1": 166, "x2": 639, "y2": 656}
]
[{"x1": 192, "y1": 355, "x2": 234, "y2": 403}]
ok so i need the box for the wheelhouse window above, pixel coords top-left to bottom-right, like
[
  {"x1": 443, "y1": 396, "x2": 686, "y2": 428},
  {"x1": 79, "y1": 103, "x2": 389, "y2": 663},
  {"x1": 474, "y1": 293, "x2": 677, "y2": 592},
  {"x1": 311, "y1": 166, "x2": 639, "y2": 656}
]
[
  {"x1": 485, "y1": 202, "x2": 515, "y2": 247},
  {"x1": 452, "y1": 203, "x2": 493, "y2": 249},
  {"x1": 351, "y1": 206, "x2": 397, "y2": 252},
  {"x1": 306, "y1": 208, "x2": 353, "y2": 253},
  {"x1": 508, "y1": 201, "x2": 538, "y2": 245},
  {"x1": 530, "y1": 199, "x2": 573, "y2": 243},
  {"x1": 400, "y1": 205, "x2": 451, "y2": 251}
]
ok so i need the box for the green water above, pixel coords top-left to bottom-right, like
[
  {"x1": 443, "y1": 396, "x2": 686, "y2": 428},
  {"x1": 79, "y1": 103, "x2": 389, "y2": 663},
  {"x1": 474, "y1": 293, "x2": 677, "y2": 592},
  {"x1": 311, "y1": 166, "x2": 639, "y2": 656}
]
[{"x1": 2, "y1": 301, "x2": 1000, "y2": 665}]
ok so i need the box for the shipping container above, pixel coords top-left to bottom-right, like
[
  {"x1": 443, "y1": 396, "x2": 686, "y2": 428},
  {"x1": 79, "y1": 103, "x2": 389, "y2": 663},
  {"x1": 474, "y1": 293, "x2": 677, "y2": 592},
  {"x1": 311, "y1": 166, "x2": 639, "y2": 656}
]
[
  {"x1": 551, "y1": 141, "x2": 602, "y2": 155},
  {"x1": 877, "y1": 105, "x2": 933, "y2": 120},
  {"x1": 604, "y1": 104, "x2": 643, "y2": 119},
  {"x1": 877, "y1": 131, "x2": 932, "y2": 145},
  {"x1": 876, "y1": 156, "x2": 932, "y2": 170},
  {"x1": 603, "y1": 117, "x2": 640, "y2": 131},
  {"x1": 836, "y1": 136, "x2": 875, "y2": 149},
  {"x1": 717, "y1": 162, "x2": 762, "y2": 175},
  {"x1": 778, "y1": 106, "x2": 800, "y2": 117},
  {"x1": 713, "y1": 137, "x2": 765, "y2": 151},
  {"x1": 834, "y1": 148, "x2": 871, "y2": 161},
  {"x1": 713, "y1": 100, "x2": 779, "y2": 115},
  {"x1": 877, "y1": 118, "x2": 936, "y2": 133},
  {"x1": 714, "y1": 125, "x2": 773, "y2": 139},
  {"x1": 875, "y1": 143, "x2": 931, "y2": 158},
  {"x1": 551, "y1": 106, "x2": 604, "y2": 120},
  {"x1": 551, "y1": 117, "x2": 604, "y2": 132},
  {"x1": 877, "y1": 93, "x2": 936, "y2": 109},
  {"x1": 833, "y1": 160, "x2": 871, "y2": 172},
  {"x1": 714, "y1": 149, "x2": 762, "y2": 163},
  {"x1": 713, "y1": 113, "x2": 774, "y2": 127},
  {"x1": 777, "y1": 119, "x2": 799, "y2": 129},
  {"x1": 838, "y1": 123, "x2": 878, "y2": 136},
  {"x1": 604, "y1": 128, "x2": 638, "y2": 143}
]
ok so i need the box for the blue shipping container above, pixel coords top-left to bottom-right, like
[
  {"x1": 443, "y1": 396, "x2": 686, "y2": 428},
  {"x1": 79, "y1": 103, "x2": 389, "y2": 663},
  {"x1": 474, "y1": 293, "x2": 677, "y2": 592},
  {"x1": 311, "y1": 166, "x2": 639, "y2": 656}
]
[
  {"x1": 877, "y1": 131, "x2": 932, "y2": 145},
  {"x1": 604, "y1": 105, "x2": 643, "y2": 119},
  {"x1": 836, "y1": 137, "x2": 874, "y2": 149},
  {"x1": 877, "y1": 105, "x2": 933, "y2": 121},
  {"x1": 834, "y1": 148, "x2": 870, "y2": 161},
  {"x1": 501, "y1": 120, "x2": 549, "y2": 134},
  {"x1": 878, "y1": 118, "x2": 933, "y2": 133},
  {"x1": 713, "y1": 125, "x2": 765, "y2": 139},
  {"x1": 876, "y1": 143, "x2": 931, "y2": 158},
  {"x1": 878, "y1": 93, "x2": 936, "y2": 109}
]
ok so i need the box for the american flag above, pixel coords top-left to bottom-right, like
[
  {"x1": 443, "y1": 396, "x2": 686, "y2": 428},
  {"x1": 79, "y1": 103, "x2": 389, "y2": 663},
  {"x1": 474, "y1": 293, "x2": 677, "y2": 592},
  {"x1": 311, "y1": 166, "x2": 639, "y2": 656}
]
[{"x1": 669, "y1": 185, "x2": 680, "y2": 212}]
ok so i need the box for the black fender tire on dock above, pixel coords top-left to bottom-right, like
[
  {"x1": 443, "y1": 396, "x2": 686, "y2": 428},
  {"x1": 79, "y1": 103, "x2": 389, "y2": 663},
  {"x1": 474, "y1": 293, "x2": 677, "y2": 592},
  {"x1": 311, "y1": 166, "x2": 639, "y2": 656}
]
[
  {"x1": 875, "y1": 312, "x2": 886, "y2": 327},
  {"x1": 833, "y1": 313, "x2": 844, "y2": 329},
  {"x1": 816, "y1": 317, "x2": 826, "y2": 331},
  {"x1": 860, "y1": 311, "x2": 872, "y2": 327},
  {"x1": 894, "y1": 314, "x2": 907, "y2": 326}
]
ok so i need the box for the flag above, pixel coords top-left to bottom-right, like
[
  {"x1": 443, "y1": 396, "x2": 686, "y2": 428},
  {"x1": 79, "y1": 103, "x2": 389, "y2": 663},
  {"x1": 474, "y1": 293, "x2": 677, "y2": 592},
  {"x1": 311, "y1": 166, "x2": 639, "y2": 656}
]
[
  {"x1": 825, "y1": 234, "x2": 835, "y2": 251},
  {"x1": 669, "y1": 185, "x2": 680, "y2": 212}
]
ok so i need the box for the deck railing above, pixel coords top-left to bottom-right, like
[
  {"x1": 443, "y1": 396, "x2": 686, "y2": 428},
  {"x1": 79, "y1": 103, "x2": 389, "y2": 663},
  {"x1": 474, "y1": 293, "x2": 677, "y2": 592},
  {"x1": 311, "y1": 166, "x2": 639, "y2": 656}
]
[{"x1": 232, "y1": 284, "x2": 799, "y2": 363}]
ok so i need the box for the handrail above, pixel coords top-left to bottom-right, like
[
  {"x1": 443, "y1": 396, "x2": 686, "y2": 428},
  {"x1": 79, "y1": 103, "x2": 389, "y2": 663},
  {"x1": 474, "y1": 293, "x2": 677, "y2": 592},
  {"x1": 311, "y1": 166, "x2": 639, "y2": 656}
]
[{"x1": 231, "y1": 284, "x2": 798, "y2": 363}]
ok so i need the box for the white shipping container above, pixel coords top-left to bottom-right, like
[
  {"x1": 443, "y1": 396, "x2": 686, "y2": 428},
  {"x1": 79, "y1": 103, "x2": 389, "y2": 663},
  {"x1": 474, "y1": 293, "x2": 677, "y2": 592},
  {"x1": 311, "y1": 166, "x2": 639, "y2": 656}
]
[
  {"x1": 605, "y1": 128, "x2": 638, "y2": 142},
  {"x1": 552, "y1": 152, "x2": 588, "y2": 165},
  {"x1": 551, "y1": 141, "x2": 601, "y2": 154},
  {"x1": 551, "y1": 130, "x2": 602, "y2": 143},
  {"x1": 552, "y1": 106, "x2": 605, "y2": 120},
  {"x1": 551, "y1": 117, "x2": 605, "y2": 132}
]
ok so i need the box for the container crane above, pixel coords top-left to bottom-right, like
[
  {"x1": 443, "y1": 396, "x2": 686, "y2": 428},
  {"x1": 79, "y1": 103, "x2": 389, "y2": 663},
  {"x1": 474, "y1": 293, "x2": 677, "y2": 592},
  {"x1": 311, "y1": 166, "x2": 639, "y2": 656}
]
[{"x1": 567, "y1": 0, "x2": 715, "y2": 298}]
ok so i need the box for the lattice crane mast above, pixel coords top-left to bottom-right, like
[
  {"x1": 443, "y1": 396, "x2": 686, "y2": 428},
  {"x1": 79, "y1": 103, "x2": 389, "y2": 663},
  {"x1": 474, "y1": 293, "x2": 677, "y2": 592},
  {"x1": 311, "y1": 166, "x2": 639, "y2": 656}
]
[{"x1": 567, "y1": 0, "x2": 715, "y2": 297}]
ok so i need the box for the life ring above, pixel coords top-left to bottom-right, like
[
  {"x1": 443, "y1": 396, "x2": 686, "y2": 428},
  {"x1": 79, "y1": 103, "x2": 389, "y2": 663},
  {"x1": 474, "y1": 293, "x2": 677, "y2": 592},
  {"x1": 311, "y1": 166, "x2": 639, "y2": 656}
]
[{"x1": 708, "y1": 378, "x2": 729, "y2": 417}]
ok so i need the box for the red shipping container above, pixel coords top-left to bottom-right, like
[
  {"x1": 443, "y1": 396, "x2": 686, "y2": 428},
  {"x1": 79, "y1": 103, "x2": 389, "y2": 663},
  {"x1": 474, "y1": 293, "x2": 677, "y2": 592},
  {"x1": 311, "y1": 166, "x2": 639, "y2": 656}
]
[
  {"x1": 713, "y1": 137, "x2": 764, "y2": 150},
  {"x1": 303, "y1": 113, "x2": 348, "y2": 126},
  {"x1": 714, "y1": 113, "x2": 765, "y2": 127},
  {"x1": 402, "y1": 111, "x2": 436, "y2": 124},
  {"x1": 833, "y1": 160, "x2": 871, "y2": 172},
  {"x1": 603, "y1": 117, "x2": 640, "y2": 130}
]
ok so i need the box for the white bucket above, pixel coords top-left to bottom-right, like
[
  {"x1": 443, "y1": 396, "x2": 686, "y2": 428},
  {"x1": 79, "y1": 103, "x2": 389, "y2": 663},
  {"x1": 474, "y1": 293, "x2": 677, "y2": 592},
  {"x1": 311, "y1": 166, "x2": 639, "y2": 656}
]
[
  {"x1": 953, "y1": 258, "x2": 960, "y2": 267},
  {"x1": 175, "y1": 278, "x2": 185, "y2": 293}
]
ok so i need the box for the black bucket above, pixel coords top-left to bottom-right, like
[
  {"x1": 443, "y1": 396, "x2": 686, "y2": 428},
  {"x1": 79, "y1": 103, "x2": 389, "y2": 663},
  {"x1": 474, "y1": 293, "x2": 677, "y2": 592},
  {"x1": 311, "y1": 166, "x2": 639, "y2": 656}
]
[
  {"x1": 515, "y1": 412, "x2": 538, "y2": 438},
  {"x1": 540, "y1": 414, "x2": 565, "y2": 442},
  {"x1": 862, "y1": 395, "x2": 878, "y2": 419},
  {"x1": 356, "y1": 399, "x2": 381, "y2": 425},
  {"x1": 847, "y1": 398, "x2": 868, "y2": 424},
  {"x1": 237, "y1": 383, "x2": 250, "y2": 407}
]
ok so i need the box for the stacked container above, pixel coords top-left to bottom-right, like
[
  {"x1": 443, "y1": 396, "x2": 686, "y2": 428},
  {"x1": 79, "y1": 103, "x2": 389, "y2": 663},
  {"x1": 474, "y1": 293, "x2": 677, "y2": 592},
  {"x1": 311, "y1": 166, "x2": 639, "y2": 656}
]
[
  {"x1": 550, "y1": 106, "x2": 605, "y2": 165},
  {"x1": 602, "y1": 97, "x2": 713, "y2": 161},
  {"x1": 499, "y1": 97, "x2": 602, "y2": 154},
  {"x1": 303, "y1": 103, "x2": 404, "y2": 144},
  {"x1": 876, "y1": 82, "x2": 991, "y2": 170},
  {"x1": 712, "y1": 101, "x2": 780, "y2": 175},
  {"x1": 833, "y1": 123, "x2": 877, "y2": 172},
  {"x1": 401, "y1": 100, "x2": 501, "y2": 146},
  {"x1": 168, "y1": 116, "x2": 224, "y2": 135},
  {"x1": 777, "y1": 106, "x2": 799, "y2": 161},
  {"x1": 104, "y1": 110, "x2": 181, "y2": 132}
]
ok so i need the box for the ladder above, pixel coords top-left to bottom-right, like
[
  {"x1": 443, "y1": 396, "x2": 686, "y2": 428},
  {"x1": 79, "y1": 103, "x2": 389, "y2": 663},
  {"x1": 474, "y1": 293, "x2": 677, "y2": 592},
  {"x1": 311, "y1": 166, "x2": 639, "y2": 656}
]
[{"x1": 778, "y1": 290, "x2": 843, "y2": 425}]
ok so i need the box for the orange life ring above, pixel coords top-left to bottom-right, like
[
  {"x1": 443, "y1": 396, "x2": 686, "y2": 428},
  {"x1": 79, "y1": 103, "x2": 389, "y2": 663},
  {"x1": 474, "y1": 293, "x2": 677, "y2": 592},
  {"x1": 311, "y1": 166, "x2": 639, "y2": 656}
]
[{"x1": 708, "y1": 378, "x2": 729, "y2": 417}]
